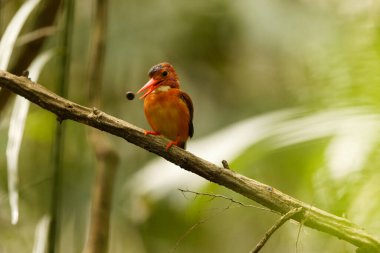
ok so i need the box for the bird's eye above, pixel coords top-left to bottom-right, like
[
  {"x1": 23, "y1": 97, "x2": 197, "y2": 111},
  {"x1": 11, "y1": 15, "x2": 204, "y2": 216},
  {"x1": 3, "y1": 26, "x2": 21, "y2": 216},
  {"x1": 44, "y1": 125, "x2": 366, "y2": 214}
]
[{"x1": 162, "y1": 71, "x2": 168, "y2": 77}]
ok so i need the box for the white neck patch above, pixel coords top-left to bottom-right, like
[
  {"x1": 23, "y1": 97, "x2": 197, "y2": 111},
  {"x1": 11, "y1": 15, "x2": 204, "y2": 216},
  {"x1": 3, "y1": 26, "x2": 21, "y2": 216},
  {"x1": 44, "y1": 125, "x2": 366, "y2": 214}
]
[{"x1": 154, "y1": 85, "x2": 171, "y2": 93}]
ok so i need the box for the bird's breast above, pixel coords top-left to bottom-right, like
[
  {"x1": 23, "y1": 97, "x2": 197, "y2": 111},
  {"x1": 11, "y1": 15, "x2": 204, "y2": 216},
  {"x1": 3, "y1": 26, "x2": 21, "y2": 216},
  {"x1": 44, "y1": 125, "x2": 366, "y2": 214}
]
[{"x1": 144, "y1": 89, "x2": 190, "y2": 141}]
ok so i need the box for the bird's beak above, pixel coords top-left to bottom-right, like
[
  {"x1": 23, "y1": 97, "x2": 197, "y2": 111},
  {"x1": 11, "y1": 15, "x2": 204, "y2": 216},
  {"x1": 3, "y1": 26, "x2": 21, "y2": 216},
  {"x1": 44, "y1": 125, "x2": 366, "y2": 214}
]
[{"x1": 137, "y1": 78, "x2": 160, "y2": 99}]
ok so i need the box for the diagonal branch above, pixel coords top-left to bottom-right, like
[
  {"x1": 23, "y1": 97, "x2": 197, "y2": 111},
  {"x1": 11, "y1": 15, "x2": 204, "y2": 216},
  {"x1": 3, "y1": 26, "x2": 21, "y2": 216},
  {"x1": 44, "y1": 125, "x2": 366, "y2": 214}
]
[{"x1": 0, "y1": 70, "x2": 379, "y2": 252}]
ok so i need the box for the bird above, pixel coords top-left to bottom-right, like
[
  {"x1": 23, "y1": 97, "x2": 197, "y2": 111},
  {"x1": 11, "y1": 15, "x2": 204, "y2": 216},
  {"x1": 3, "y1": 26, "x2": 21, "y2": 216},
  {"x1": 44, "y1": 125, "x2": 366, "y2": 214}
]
[{"x1": 137, "y1": 62, "x2": 194, "y2": 151}]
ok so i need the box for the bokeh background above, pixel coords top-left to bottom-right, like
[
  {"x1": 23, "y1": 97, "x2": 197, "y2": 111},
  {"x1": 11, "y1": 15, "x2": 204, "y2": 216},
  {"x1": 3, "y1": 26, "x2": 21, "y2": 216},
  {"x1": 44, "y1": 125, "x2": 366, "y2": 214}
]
[{"x1": 1, "y1": 0, "x2": 380, "y2": 252}]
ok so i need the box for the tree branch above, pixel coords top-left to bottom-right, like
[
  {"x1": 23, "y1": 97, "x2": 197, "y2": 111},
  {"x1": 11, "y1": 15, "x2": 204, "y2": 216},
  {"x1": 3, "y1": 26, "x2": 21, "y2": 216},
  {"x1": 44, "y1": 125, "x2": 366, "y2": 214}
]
[{"x1": 0, "y1": 70, "x2": 379, "y2": 252}]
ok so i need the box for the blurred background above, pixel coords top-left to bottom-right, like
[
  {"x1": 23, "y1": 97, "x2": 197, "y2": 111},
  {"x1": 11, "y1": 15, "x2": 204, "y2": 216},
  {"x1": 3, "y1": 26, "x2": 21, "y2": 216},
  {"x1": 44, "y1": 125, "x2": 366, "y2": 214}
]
[{"x1": 1, "y1": 0, "x2": 380, "y2": 252}]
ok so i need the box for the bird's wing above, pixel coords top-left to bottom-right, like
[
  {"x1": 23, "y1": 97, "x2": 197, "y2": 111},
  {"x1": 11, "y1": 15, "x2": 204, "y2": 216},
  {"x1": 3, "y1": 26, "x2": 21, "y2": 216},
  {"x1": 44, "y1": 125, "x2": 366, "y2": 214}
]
[{"x1": 179, "y1": 92, "x2": 194, "y2": 138}]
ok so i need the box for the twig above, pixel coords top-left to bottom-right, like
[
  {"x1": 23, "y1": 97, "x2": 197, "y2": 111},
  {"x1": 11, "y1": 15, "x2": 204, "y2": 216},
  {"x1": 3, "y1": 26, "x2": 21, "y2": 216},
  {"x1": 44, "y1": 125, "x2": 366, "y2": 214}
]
[
  {"x1": 173, "y1": 189, "x2": 254, "y2": 253},
  {"x1": 222, "y1": 160, "x2": 231, "y2": 170},
  {"x1": 296, "y1": 215, "x2": 305, "y2": 253},
  {"x1": 1, "y1": 71, "x2": 380, "y2": 252},
  {"x1": 170, "y1": 213, "x2": 210, "y2": 253},
  {"x1": 178, "y1": 188, "x2": 271, "y2": 212},
  {"x1": 172, "y1": 189, "x2": 274, "y2": 252},
  {"x1": 250, "y1": 207, "x2": 303, "y2": 253}
]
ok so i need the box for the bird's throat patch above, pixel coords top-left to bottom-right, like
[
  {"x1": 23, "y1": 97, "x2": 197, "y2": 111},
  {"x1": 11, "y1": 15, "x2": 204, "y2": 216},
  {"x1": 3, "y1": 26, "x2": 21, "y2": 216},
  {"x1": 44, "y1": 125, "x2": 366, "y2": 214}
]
[{"x1": 155, "y1": 86, "x2": 171, "y2": 93}]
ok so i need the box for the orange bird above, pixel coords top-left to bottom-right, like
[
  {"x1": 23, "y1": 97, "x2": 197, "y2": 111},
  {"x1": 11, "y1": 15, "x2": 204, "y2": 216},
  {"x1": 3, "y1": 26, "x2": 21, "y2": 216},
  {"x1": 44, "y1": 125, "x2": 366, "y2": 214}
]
[{"x1": 137, "y1": 62, "x2": 194, "y2": 150}]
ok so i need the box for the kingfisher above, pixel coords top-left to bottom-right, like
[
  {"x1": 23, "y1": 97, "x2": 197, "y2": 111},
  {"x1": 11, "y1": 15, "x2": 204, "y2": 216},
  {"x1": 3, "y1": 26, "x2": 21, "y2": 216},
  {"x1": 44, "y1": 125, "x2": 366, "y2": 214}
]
[{"x1": 137, "y1": 62, "x2": 194, "y2": 150}]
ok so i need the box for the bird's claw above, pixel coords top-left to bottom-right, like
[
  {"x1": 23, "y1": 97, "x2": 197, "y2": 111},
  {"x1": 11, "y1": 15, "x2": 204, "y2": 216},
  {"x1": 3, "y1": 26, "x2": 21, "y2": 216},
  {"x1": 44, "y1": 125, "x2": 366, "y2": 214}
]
[
  {"x1": 144, "y1": 131, "x2": 181, "y2": 151},
  {"x1": 144, "y1": 130, "x2": 160, "y2": 136},
  {"x1": 165, "y1": 140, "x2": 179, "y2": 151}
]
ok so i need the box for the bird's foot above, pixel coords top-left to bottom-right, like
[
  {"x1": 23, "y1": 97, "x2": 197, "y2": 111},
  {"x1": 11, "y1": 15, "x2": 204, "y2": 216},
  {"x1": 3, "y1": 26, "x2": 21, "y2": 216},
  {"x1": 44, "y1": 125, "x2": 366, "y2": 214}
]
[
  {"x1": 165, "y1": 140, "x2": 180, "y2": 151},
  {"x1": 144, "y1": 130, "x2": 160, "y2": 136}
]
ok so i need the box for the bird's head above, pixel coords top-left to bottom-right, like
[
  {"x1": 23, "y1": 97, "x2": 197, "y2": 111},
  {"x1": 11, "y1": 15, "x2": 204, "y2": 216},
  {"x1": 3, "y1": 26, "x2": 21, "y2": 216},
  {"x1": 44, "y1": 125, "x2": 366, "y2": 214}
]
[{"x1": 137, "y1": 62, "x2": 179, "y2": 99}]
